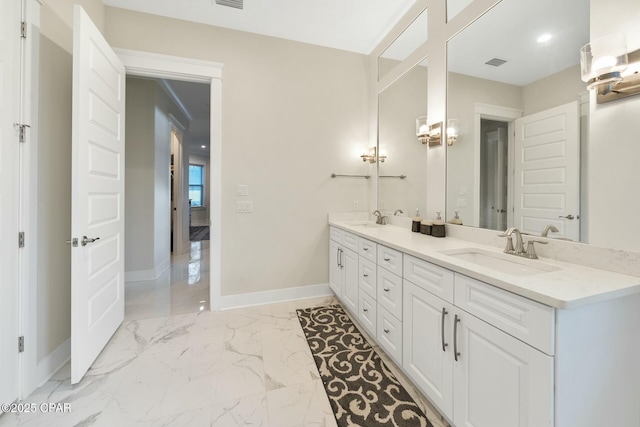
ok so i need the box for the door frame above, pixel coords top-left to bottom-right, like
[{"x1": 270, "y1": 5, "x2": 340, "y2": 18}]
[
  {"x1": 472, "y1": 103, "x2": 522, "y2": 228},
  {"x1": 169, "y1": 115, "x2": 187, "y2": 255},
  {"x1": 115, "y1": 48, "x2": 224, "y2": 312}
]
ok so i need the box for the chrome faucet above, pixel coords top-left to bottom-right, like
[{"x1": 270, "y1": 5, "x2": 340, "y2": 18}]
[
  {"x1": 373, "y1": 210, "x2": 387, "y2": 225},
  {"x1": 498, "y1": 227, "x2": 548, "y2": 259},
  {"x1": 541, "y1": 224, "x2": 559, "y2": 237},
  {"x1": 393, "y1": 209, "x2": 404, "y2": 216}
]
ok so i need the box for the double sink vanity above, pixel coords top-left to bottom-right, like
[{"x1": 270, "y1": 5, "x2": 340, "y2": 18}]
[{"x1": 328, "y1": 217, "x2": 640, "y2": 427}]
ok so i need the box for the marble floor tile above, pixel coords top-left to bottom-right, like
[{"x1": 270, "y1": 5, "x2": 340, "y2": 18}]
[{"x1": 266, "y1": 380, "x2": 337, "y2": 427}]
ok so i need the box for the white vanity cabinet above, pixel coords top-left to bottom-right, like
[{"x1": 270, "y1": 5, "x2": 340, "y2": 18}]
[
  {"x1": 328, "y1": 228, "x2": 359, "y2": 314},
  {"x1": 403, "y1": 254, "x2": 553, "y2": 427}
]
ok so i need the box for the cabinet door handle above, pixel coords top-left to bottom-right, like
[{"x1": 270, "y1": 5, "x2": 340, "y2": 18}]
[
  {"x1": 441, "y1": 307, "x2": 449, "y2": 352},
  {"x1": 384, "y1": 329, "x2": 390, "y2": 334},
  {"x1": 363, "y1": 307, "x2": 368, "y2": 312},
  {"x1": 454, "y1": 314, "x2": 461, "y2": 361},
  {"x1": 363, "y1": 247, "x2": 368, "y2": 251},
  {"x1": 384, "y1": 257, "x2": 390, "y2": 261},
  {"x1": 363, "y1": 273, "x2": 368, "y2": 277},
  {"x1": 383, "y1": 288, "x2": 390, "y2": 292},
  {"x1": 336, "y1": 248, "x2": 341, "y2": 268},
  {"x1": 340, "y1": 249, "x2": 344, "y2": 269}
]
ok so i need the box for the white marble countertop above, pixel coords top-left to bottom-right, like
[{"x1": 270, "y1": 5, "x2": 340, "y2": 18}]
[{"x1": 329, "y1": 219, "x2": 640, "y2": 309}]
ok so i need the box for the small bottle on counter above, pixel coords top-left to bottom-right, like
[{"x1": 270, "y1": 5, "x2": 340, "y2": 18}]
[
  {"x1": 412, "y1": 209, "x2": 422, "y2": 233},
  {"x1": 432, "y1": 211, "x2": 446, "y2": 238},
  {"x1": 449, "y1": 210, "x2": 463, "y2": 225},
  {"x1": 420, "y1": 219, "x2": 432, "y2": 235}
]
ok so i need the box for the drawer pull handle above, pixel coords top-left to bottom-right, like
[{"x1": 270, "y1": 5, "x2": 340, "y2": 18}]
[
  {"x1": 363, "y1": 247, "x2": 368, "y2": 251},
  {"x1": 454, "y1": 314, "x2": 461, "y2": 362},
  {"x1": 363, "y1": 307, "x2": 368, "y2": 312},
  {"x1": 383, "y1": 288, "x2": 390, "y2": 292},
  {"x1": 384, "y1": 329, "x2": 390, "y2": 334},
  {"x1": 363, "y1": 273, "x2": 368, "y2": 277},
  {"x1": 441, "y1": 307, "x2": 449, "y2": 352},
  {"x1": 384, "y1": 257, "x2": 390, "y2": 261}
]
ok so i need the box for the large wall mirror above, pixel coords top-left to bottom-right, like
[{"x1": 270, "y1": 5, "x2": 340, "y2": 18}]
[
  {"x1": 378, "y1": 8, "x2": 428, "y2": 82},
  {"x1": 446, "y1": 0, "x2": 590, "y2": 242},
  {"x1": 378, "y1": 58, "x2": 428, "y2": 216}
]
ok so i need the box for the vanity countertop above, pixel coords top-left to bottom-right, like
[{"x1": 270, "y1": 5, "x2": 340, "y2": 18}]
[{"x1": 329, "y1": 220, "x2": 640, "y2": 309}]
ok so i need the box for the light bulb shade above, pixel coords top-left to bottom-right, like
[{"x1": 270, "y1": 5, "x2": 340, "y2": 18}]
[
  {"x1": 446, "y1": 119, "x2": 459, "y2": 146},
  {"x1": 416, "y1": 116, "x2": 429, "y2": 137},
  {"x1": 580, "y1": 34, "x2": 628, "y2": 88}
]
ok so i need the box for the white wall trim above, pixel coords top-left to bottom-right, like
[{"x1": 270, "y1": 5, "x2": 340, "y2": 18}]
[
  {"x1": 125, "y1": 256, "x2": 170, "y2": 282},
  {"x1": 219, "y1": 283, "x2": 333, "y2": 311},
  {"x1": 159, "y1": 82, "x2": 193, "y2": 123},
  {"x1": 34, "y1": 338, "x2": 70, "y2": 390},
  {"x1": 114, "y1": 49, "x2": 223, "y2": 312}
]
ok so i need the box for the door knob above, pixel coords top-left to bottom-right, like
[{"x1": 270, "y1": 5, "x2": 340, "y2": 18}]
[
  {"x1": 558, "y1": 215, "x2": 575, "y2": 220},
  {"x1": 81, "y1": 236, "x2": 100, "y2": 246}
]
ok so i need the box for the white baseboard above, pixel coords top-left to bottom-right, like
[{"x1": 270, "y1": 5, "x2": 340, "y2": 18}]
[
  {"x1": 34, "y1": 338, "x2": 70, "y2": 390},
  {"x1": 219, "y1": 283, "x2": 332, "y2": 310},
  {"x1": 125, "y1": 257, "x2": 170, "y2": 283}
]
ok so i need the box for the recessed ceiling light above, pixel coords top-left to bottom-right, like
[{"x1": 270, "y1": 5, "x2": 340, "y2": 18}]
[
  {"x1": 201, "y1": 145, "x2": 206, "y2": 148},
  {"x1": 537, "y1": 33, "x2": 552, "y2": 43}
]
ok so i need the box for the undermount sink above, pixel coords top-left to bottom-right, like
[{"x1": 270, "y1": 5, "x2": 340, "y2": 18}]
[
  {"x1": 347, "y1": 222, "x2": 384, "y2": 228},
  {"x1": 440, "y1": 248, "x2": 560, "y2": 276}
]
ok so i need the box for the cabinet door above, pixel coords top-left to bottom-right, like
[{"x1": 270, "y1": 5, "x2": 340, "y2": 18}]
[
  {"x1": 453, "y1": 309, "x2": 553, "y2": 427},
  {"x1": 403, "y1": 281, "x2": 454, "y2": 420},
  {"x1": 377, "y1": 306, "x2": 402, "y2": 365},
  {"x1": 329, "y1": 240, "x2": 341, "y2": 296},
  {"x1": 341, "y1": 247, "x2": 359, "y2": 313},
  {"x1": 358, "y1": 291, "x2": 377, "y2": 338}
]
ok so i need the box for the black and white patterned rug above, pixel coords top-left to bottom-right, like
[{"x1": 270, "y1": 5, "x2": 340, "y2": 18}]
[{"x1": 296, "y1": 304, "x2": 433, "y2": 427}]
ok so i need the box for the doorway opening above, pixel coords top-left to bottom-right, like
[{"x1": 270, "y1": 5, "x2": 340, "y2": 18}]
[
  {"x1": 123, "y1": 76, "x2": 212, "y2": 320},
  {"x1": 479, "y1": 119, "x2": 509, "y2": 231}
]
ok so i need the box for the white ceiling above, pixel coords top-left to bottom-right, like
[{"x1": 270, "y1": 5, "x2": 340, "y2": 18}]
[
  {"x1": 448, "y1": 0, "x2": 589, "y2": 86},
  {"x1": 102, "y1": 0, "x2": 416, "y2": 54}
]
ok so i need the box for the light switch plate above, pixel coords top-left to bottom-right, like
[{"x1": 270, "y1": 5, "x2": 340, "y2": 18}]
[
  {"x1": 236, "y1": 184, "x2": 249, "y2": 196},
  {"x1": 236, "y1": 201, "x2": 253, "y2": 213}
]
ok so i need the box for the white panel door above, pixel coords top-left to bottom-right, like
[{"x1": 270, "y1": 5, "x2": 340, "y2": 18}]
[
  {"x1": 403, "y1": 282, "x2": 454, "y2": 420},
  {"x1": 0, "y1": 0, "x2": 21, "y2": 405},
  {"x1": 453, "y1": 309, "x2": 553, "y2": 427},
  {"x1": 71, "y1": 5, "x2": 126, "y2": 384},
  {"x1": 514, "y1": 101, "x2": 579, "y2": 240}
]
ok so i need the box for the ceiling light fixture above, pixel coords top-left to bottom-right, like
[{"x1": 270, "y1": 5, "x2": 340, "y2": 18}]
[{"x1": 537, "y1": 33, "x2": 552, "y2": 43}]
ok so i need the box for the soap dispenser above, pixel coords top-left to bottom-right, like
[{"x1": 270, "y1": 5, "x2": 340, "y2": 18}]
[
  {"x1": 432, "y1": 211, "x2": 446, "y2": 238},
  {"x1": 412, "y1": 209, "x2": 422, "y2": 233},
  {"x1": 449, "y1": 210, "x2": 463, "y2": 225}
]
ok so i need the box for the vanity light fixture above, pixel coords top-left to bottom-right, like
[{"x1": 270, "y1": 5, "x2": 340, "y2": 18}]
[
  {"x1": 446, "y1": 119, "x2": 459, "y2": 146},
  {"x1": 416, "y1": 116, "x2": 443, "y2": 146},
  {"x1": 580, "y1": 33, "x2": 640, "y2": 103},
  {"x1": 361, "y1": 146, "x2": 386, "y2": 163}
]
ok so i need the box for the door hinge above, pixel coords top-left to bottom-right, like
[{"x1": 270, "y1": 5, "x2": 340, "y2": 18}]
[
  {"x1": 21, "y1": 21, "x2": 27, "y2": 38},
  {"x1": 18, "y1": 336, "x2": 24, "y2": 353},
  {"x1": 15, "y1": 123, "x2": 31, "y2": 143},
  {"x1": 18, "y1": 232, "x2": 25, "y2": 248}
]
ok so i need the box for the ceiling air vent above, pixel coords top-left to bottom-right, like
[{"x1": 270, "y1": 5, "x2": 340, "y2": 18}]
[
  {"x1": 485, "y1": 58, "x2": 507, "y2": 67},
  {"x1": 215, "y1": 0, "x2": 243, "y2": 9}
]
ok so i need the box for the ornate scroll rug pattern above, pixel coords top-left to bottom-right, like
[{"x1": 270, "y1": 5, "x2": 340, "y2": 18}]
[{"x1": 296, "y1": 304, "x2": 433, "y2": 427}]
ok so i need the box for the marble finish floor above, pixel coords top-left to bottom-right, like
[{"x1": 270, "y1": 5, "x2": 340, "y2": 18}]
[{"x1": 124, "y1": 241, "x2": 210, "y2": 321}]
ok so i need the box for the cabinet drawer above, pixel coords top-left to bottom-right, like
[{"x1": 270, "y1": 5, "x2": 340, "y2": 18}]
[
  {"x1": 377, "y1": 306, "x2": 402, "y2": 365},
  {"x1": 454, "y1": 274, "x2": 555, "y2": 355},
  {"x1": 359, "y1": 238, "x2": 377, "y2": 262},
  {"x1": 378, "y1": 245, "x2": 403, "y2": 276},
  {"x1": 358, "y1": 292, "x2": 377, "y2": 338},
  {"x1": 377, "y1": 267, "x2": 402, "y2": 320},
  {"x1": 359, "y1": 257, "x2": 377, "y2": 298},
  {"x1": 404, "y1": 255, "x2": 454, "y2": 303},
  {"x1": 342, "y1": 231, "x2": 359, "y2": 252},
  {"x1": 329, "y1": 226, "x2": 343, "y2": 243}
]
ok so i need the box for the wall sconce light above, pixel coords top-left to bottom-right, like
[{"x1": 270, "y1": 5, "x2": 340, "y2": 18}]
[
  {"x1": 580, "y1": 33, "x2": 640, "y2": 103},
  {"x1": 361, "y1": 146, "x2": 386, "y2": 163},
  {"x1": 446, "y1": 119, "x2": 459, "y2": 146},
  {"x1": 416, "y1": 116, "x2": 443, "y2": 146}
]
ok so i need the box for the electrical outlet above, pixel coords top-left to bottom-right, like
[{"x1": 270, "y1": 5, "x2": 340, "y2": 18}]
[
  {"x1": 236, "y1": 201, "x2": 253, "y2": 213},
  {"x1": 236, "y1": 184, "x2": 249, "y2": 196},
  {"x1": 353, "y1": 200, "x2": 359, "y2": 210}
]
